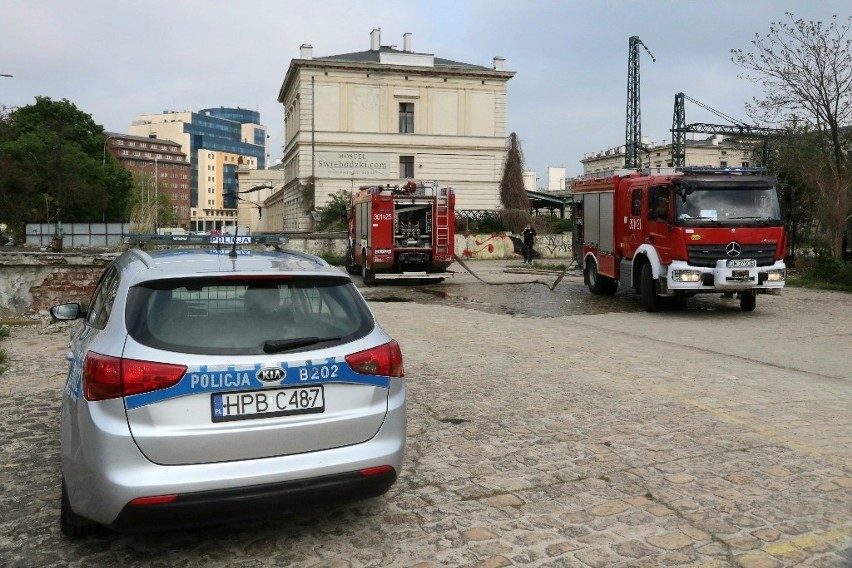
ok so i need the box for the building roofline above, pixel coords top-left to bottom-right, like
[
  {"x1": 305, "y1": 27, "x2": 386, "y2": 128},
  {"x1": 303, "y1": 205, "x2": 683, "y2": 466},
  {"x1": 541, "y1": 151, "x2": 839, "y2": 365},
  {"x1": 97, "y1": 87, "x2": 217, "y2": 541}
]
[{"x1": 278, "y1": 58, "x2": 515, "y2": 103}]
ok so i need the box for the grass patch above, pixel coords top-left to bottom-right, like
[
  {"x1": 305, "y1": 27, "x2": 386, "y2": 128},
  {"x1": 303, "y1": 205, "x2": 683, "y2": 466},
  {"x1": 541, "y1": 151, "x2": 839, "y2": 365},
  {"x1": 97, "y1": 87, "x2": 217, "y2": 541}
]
[{"x1": 786, "y1": 275, "x2": 852, "y2": 293}]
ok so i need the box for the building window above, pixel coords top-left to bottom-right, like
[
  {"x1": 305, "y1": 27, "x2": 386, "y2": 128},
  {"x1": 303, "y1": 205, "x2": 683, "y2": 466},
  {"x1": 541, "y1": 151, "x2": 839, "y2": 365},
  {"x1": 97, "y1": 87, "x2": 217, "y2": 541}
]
[
  {"x1": 400, "y1": 156, "x2": 414, "y2": 179},
  {"x1": 399, "y1": 103, "x2": 414, "y2": 133},
  {"x1": 720, "y1": 161, "x2": 728, "y2": 167}
]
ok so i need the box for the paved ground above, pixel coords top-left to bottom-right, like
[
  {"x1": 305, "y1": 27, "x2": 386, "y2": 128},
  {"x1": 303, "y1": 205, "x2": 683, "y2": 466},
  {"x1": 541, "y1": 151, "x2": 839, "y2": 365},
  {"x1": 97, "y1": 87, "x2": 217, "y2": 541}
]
[{"x1": 0, "y1": 260, "x2": 850, "y2": 567}]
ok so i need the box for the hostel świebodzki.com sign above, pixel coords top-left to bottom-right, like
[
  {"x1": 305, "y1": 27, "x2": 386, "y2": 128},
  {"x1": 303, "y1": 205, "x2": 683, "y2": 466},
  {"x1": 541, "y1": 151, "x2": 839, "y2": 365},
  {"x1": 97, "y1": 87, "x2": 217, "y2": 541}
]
[{"x1": 315, "y1": 152, "x2": 394, "y2": 179}]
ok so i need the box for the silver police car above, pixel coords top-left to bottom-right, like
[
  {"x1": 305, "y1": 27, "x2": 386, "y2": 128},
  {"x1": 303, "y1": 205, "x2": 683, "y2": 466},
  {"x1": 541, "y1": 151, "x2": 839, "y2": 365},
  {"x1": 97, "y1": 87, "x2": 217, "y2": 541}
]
[{"x1": 51, "y1": 241, "x2": 405, "y2": 536}]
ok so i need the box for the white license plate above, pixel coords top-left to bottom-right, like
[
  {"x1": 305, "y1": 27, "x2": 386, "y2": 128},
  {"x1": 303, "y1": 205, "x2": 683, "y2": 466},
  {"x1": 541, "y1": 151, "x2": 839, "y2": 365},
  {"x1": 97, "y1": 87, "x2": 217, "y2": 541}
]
[
  {"x1": 727, "y1": 259, "x2": 756, "y2": 268},
  {"x1": 211, "y1": 385, "x2": 325, "y2": 422}
]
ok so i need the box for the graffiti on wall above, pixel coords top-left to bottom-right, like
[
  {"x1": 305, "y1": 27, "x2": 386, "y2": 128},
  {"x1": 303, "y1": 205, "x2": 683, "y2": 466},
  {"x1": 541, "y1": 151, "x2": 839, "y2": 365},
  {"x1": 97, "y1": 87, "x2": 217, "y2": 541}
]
[
  {"x1": 538, "y1": 234, "x2": 572, "y2": 257},
  {"x1": 456, "y1": 234, "x2": 516, "y2": 259},
  {"x1": 455, "y1": 234, "x2": 572, "y2": 260}
]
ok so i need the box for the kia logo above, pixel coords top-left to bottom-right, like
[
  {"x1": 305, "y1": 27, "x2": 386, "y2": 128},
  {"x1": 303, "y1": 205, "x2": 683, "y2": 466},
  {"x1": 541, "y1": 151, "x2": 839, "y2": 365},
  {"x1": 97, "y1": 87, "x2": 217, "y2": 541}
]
[
  {"x1": 725, "y1": 241, "x2": 742, "y2": 257},
  {"x1": 256, "y1": 366, "x2": 286, "y2": 383}
]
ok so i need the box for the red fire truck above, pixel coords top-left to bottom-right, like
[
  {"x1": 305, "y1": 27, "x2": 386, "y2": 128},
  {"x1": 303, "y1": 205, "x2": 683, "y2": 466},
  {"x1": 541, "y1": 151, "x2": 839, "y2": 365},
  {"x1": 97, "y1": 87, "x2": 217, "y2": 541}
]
[
  {"x1": 344, "y1": 181, "x2": 455, "y2": 285},
  {"x1": 571, "y1": 167, "x2": 787, "y2": 311}
]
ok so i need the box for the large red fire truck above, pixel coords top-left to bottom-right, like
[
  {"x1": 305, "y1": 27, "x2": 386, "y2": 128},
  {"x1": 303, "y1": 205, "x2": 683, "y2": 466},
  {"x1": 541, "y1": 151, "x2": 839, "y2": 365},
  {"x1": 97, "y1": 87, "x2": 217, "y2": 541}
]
[
  {"x1": 571, "y1": 167, "x2": 786, "y2": 311},
  {"x1": 344, "y1": 181, "x2": 455, "y2": 285}
]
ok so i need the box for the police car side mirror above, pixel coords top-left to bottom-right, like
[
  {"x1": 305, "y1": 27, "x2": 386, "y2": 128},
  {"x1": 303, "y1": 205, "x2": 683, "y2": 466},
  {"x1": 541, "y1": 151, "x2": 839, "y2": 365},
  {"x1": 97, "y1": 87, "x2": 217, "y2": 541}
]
[{"x1": 50, "y1": 302, "x2": 83, "y2": 321}]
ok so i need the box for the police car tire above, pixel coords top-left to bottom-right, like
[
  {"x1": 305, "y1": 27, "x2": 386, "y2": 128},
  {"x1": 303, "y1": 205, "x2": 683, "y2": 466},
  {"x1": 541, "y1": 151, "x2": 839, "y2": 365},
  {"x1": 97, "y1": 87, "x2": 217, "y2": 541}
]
[{"x1": 60, "y1": 478, "x2": 99, "y2": 538}]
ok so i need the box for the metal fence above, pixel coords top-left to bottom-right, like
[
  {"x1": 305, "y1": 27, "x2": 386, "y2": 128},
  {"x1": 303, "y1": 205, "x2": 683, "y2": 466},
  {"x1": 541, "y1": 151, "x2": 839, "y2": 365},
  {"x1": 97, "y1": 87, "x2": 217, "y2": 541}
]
[{"x1": 25, "y1": 223, "x2": 131, "y2": 248}]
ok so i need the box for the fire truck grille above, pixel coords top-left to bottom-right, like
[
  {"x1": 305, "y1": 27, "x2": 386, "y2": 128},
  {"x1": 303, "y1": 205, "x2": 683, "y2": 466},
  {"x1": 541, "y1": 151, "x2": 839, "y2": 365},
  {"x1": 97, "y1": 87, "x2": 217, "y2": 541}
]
[{"x1": 687, "y1": 244, "x2": 777, "y2": 267}]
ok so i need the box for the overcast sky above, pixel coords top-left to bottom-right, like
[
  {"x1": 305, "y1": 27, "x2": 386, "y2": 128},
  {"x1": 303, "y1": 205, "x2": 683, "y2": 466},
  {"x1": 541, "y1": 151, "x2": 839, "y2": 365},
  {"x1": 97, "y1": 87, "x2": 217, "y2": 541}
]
[{"x1": 2, "y1": 1, "x2": 849, "y2": 182}]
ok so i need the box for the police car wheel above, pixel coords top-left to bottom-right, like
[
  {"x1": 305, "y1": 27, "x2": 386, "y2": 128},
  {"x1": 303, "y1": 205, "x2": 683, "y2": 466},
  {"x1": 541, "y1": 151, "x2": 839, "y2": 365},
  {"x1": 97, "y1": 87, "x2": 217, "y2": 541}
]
[{"x1": 60, "y1": 478, "x2": 100, "y2": 538}]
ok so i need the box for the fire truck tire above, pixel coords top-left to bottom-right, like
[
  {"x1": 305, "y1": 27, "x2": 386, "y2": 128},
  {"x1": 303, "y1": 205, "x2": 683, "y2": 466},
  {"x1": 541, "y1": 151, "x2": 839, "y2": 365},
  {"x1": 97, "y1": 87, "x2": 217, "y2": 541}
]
[
  {"x1": 345, "y1": 246, "x2": 360, "y2": 275},
  {"x1": 740, "y1": 291, "x2": 757, "y2": 312},
  {"x1": 361, "y1": 251, "x2": 376, "y2": 285},
  {"x1": 640, "y1": 263, "x2": 661, "y2": 312},
  {"x1": 586, "y1": 259, "x2": 618, "y2": 295}
]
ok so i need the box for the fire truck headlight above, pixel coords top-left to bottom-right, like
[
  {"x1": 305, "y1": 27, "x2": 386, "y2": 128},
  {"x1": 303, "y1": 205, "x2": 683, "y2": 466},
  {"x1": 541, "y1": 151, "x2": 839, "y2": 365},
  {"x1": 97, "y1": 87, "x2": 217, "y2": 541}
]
[
  {"x1": 671, "y1": 270, "x2": 702, "y2": 282},
  {"x1": 766, "y1": 269, "x2": 785, "y2": 282}
]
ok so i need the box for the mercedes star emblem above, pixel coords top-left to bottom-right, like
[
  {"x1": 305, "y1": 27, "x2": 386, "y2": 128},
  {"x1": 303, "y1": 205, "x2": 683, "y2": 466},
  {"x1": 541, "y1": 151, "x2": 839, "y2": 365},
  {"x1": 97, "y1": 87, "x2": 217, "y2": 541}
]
[{"x1": 726, "y1": 241, "x2": 742, "y2": 257}]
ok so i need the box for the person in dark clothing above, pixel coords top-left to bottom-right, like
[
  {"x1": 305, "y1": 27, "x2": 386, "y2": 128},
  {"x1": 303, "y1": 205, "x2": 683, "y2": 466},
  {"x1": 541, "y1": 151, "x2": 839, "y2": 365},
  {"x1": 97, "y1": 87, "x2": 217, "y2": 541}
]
[{"x1": 521, "y1": 224, "x2": 537, "y2": 265}]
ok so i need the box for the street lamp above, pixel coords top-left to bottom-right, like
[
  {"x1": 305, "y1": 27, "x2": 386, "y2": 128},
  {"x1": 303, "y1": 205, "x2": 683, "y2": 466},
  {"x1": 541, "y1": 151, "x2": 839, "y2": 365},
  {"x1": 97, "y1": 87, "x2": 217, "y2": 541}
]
[
  {"x1": 102, "y1": 135, "x2": 117, "y2": 168},
  {"x1": 154, "y1": 157, "x2": 159, "y2": 231}
]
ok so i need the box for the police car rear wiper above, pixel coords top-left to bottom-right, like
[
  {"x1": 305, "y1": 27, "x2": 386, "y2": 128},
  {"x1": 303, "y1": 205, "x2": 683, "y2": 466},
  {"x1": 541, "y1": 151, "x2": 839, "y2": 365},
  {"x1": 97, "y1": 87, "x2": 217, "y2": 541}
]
[{"x1": 263, "y1": 337, "x2": 342, "y2": 353}]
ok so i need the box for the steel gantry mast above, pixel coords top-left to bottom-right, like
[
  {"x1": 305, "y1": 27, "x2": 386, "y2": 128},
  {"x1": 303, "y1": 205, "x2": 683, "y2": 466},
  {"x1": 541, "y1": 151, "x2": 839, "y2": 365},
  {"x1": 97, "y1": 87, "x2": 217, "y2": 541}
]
[
  {"x1": 671, "y1": 92, "x2": 781, "y2": 167},
  {"x1": 625, "y1": 36, "x2": 655, "y2": 169}
]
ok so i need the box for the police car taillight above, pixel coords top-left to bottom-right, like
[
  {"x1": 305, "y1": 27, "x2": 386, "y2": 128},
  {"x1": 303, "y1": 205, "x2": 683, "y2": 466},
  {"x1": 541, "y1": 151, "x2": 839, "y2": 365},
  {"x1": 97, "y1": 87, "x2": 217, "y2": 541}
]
[
  {"x1": 345, "y1": 340, "x2": 404, "y2": 378},
  {"x1": 83, "y1": 352, "x2": 186, "y2": 401}
]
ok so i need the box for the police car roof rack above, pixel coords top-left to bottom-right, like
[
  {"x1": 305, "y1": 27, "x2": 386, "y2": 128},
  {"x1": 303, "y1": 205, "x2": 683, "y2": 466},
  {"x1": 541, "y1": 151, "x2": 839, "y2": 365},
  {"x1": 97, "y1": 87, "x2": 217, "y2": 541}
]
[
  {"x1": 123, "y1": 233, "x2": 289, "y2": 249},
  {"x1": 679, "y1": 166, "x2": 767, "y2": 176}
]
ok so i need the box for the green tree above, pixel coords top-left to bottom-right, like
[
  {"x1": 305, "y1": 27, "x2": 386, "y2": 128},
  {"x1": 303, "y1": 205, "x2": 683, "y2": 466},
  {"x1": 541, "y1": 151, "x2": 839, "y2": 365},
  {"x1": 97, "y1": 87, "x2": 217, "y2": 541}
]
[
  {"x1": 0, "y1": 97, "x2": 132, "y2": 239},
  {"x1": 732, "y1": 13, "x2": 852, "y2": 259},
  {"x1": 127, "y1": 172, "x2": 176, "y2": 233},
  {"x1": 499, "y1": 132, "x2": 531, "y2": 232},
  {"x1": 318, "y1": 190, "x2": 350, "y2": 231}
]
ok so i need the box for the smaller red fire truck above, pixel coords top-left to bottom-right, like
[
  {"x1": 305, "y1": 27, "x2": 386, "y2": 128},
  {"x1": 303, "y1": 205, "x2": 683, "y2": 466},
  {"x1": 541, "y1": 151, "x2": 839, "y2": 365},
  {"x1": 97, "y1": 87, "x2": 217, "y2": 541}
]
[
  {"x1": 344, "y1": 181, "x2": 455, "y2": 285},
  {"x1": 571, "y1": 167, "x2": 787, "y2": 312}
]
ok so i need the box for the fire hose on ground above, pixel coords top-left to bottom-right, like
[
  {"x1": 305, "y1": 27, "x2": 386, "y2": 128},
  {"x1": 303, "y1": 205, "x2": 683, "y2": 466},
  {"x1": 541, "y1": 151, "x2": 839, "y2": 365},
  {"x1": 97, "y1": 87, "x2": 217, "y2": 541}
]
[{"x1": 451, "y1": 253, "x2": 579, "y2": 292}]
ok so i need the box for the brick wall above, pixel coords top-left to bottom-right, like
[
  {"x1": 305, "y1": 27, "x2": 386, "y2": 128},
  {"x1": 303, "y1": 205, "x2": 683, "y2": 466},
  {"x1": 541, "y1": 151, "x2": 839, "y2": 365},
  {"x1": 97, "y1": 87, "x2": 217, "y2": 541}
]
[
  {"x1": 28, "y1": 266, "x2": 103, "y2": 313},
  {"x1": 0, "y1": 253, "x2": 115, "y2": 317}
]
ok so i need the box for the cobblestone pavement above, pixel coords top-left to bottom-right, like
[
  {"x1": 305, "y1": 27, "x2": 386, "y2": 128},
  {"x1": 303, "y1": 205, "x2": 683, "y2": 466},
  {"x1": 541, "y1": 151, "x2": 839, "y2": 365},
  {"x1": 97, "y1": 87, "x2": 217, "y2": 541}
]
[{"x1": 0, "y1": 261, "x2": 850, "y2": 567}]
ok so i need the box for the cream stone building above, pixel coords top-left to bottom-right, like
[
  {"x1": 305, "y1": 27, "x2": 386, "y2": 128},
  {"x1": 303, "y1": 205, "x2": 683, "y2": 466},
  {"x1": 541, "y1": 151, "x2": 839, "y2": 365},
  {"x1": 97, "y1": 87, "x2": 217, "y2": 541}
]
[
  {"x1": 271, "y1": 29, "x2": 516, "y2": 232},
  {"x1": 581, "y1": 134, "x2": 754, "y2": 178}
]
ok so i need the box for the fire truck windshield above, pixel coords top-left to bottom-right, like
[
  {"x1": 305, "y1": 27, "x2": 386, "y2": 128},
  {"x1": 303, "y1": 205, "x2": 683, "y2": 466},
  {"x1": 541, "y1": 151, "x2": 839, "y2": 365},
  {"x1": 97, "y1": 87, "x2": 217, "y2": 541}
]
[{"x1": 675, "y1": 186, "x2": 782, "y2": 226}]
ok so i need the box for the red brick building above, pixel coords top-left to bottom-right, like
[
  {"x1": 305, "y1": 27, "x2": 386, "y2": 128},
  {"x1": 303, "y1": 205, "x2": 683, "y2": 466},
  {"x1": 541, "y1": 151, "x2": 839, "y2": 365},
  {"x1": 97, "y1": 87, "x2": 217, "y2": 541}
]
[{"x1": 104, "y1": 132, "x2": 192, "y2": 229}]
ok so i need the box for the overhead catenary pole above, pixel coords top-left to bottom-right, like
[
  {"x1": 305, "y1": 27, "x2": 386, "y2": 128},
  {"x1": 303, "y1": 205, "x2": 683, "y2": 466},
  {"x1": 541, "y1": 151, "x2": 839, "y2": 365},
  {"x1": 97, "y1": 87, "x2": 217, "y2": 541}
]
[{"x1": 625, "y1": 37, "x2": 655, "y2": 170}]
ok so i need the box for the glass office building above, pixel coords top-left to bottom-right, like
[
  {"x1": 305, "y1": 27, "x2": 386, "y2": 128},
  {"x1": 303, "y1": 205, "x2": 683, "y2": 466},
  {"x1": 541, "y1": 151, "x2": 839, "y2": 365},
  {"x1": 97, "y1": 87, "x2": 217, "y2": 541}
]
[{"x1": 188, "y1": 107, "x2": 266, "y2": 207}]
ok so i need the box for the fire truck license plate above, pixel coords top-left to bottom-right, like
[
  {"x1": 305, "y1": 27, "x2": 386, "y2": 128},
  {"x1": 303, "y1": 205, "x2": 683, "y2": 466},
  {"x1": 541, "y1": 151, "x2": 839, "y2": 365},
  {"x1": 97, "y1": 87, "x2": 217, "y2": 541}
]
[
  {"x1": 727, "y1": 258, "x2": 756, "y2": 268},
  {"x1": 211, "y1": 386, "x2": 324, "y2": 422}
]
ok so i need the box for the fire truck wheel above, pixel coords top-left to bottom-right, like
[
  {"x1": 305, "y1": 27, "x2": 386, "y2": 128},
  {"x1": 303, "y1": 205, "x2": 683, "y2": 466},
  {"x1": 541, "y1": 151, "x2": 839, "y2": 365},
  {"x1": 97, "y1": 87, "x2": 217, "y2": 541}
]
[
  {"x1": 740, "y1": 291, "x2": 757, "y2": 312},
  {"x1": 345, "y1": 246, "x2": 360, "y2": 275},
  {"x1": 586, "y1": 259, "x2": 618, "y2": 295},
  {"x1": 361, "y1": 251, "x2": 376, "y2": 285},
  {"x1": 640, "y1": 263, "x2": 661, "y2": 312}
]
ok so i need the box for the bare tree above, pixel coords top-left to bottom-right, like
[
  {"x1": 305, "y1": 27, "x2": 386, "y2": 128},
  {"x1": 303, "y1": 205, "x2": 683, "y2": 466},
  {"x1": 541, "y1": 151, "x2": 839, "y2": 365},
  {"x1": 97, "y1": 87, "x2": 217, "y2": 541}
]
[
  {"x1": 499, "y1": 132, "x2": 531, "y2": 232},
  {"x1": 732, "y1": 13, "x2": 852, "y2": 259}
]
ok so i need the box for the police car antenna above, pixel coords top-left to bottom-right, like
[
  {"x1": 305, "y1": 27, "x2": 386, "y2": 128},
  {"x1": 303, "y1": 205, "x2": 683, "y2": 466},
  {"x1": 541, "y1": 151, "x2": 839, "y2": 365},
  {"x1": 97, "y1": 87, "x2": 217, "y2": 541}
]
[{"x1": 229, "y1": 226, "x2": 239, "y2": 259}]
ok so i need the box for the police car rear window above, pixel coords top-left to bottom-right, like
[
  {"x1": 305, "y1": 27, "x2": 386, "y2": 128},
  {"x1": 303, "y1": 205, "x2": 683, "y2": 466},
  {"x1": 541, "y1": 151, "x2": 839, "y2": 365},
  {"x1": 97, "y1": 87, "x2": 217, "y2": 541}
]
[{"x1": 125, "y1": 276, "x2": 373, "y2": 355}]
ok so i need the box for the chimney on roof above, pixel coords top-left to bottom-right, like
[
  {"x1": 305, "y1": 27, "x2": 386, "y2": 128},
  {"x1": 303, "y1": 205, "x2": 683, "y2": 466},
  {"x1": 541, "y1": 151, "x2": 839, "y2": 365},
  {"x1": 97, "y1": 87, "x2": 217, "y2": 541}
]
[
  {"x1": 300, "y1": 44, "x2": 313, "y2": 60},
  {"x1": 493, "y1": 56, "x2": 505, "y2": 71},
  {"x1": 370, "y1": 28, "x2": 381, "y2": 51},
  {"x1": 403, "y1": 32, "x2": 412, "y2": 52}
]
